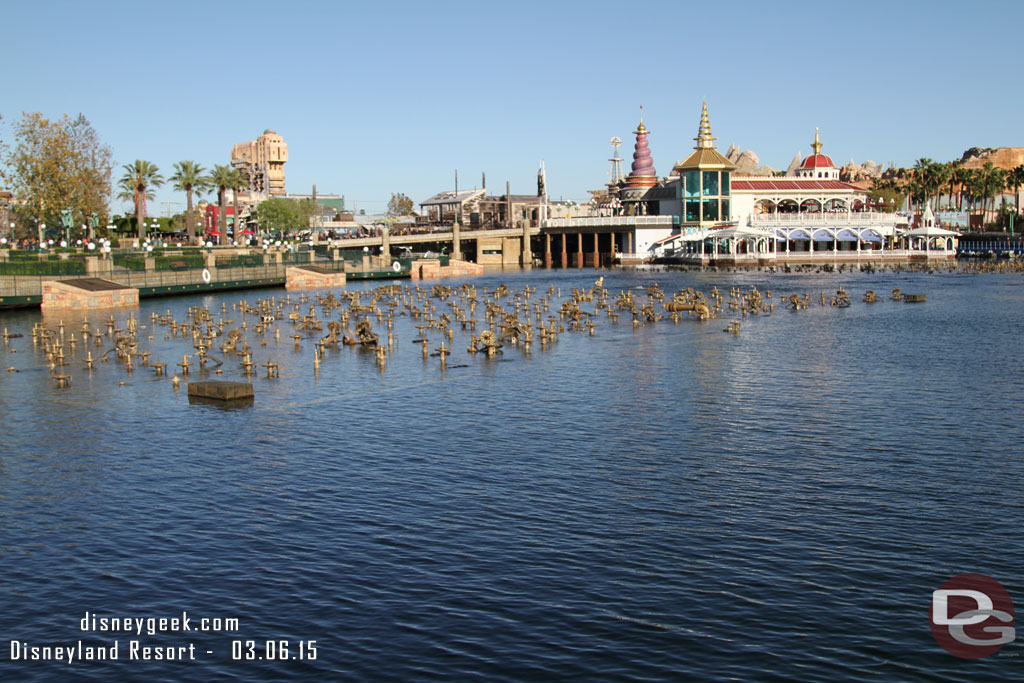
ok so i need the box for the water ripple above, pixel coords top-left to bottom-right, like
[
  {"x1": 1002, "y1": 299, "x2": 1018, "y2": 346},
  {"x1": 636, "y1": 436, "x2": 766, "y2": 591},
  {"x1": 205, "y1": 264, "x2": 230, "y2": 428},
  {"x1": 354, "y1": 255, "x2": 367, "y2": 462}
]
[{"x1": 0, "y1": 269, "x2": 1021, "y2": 680}]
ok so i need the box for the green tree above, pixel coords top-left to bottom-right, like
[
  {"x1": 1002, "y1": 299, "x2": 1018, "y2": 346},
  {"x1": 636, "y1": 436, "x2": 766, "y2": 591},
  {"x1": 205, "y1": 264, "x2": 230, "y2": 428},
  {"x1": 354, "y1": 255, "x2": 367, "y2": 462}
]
[
  {"x1": 977, "y1": 162, "x2": 1005, "y2": 221},
  {"x1": 387, "y1": 192, "x2": 414, "y2": 216},
  {"x1": 961, "y1": 168, "x2": 981, "y2": 214},
  {"x1": 7, "y1": 112, "x2": 113, "y2": 241},
  {"x1": 869, "y1": 178, "x2": 905, "y2": 212},
  {"x1": 1008, "y1": 165, "x2": 1024, "y2": 216},
  {"x1": 255, "y1": 197, "x2": 302, "y2": 235},
  {"x1": 67, "y1": 115, "x2": 113, "y2": 239},
  {"x1": 296, "y1": 198, "x2": 318, "y2": 229},
  {"x1": 169, "y1": 161, "x2": 209, "y2": 240},
  {"x1": 912, "y1": 158, "x2": 933, "y2": 210},
  {"x1": 946, "y1": 160, "x2": 962, "y2": 211},
  {"x1": 989, "y1": 167, "x2": 1007, "y2": 223},
  {"x1": 118, "y1": 160, "x2": 163, "y2": 241},
  {"x1": 952, "y1": 163, "x2": 970, "y2": 211},
  {"x1": 169, "y1": 213, "x2": 185, "y2": 233},
  {"x1": 208, "y1": 164, "x2": 235, "y2": 245},
  {"x1": 932, "y1": 162, "x2": 951, "y2": 210}
]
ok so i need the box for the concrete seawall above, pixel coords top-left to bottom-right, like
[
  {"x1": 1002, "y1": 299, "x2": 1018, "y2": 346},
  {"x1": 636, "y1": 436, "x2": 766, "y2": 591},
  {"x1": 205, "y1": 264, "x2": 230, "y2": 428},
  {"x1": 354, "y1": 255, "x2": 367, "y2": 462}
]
[
  {"x1": 40, "y1": 279, "x2": 139, "y2": 310},
  {"x1": 409, "y1": 259, "x2": 485, "y2": 280}
]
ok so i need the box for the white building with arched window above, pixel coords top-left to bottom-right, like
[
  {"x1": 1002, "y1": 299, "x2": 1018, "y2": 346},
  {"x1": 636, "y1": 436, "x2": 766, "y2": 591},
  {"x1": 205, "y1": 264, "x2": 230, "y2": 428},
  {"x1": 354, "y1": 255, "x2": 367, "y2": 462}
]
[
  {"x1": 793, "y1": 130, "x2": 840, "y2": 180},
  {"x1": 726, "y1": 132, "x2": 904, "y2": 258},
  {"x1": 543, "y1": 106, "x2": 952, "y2": 265}
]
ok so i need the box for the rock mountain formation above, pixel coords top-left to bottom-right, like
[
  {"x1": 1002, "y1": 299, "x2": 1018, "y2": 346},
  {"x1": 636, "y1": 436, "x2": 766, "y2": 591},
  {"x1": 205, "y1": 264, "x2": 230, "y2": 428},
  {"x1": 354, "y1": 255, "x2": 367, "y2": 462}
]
[
  {"x1": 723, "y1": 143, "x2": 883, "y2": 182},
  {"x1": 690, "y1": 144, "x2": 1024, "y2": 185},
  {"x1": 960, "y1": 147, "x2": 1024, "y2": 170}
]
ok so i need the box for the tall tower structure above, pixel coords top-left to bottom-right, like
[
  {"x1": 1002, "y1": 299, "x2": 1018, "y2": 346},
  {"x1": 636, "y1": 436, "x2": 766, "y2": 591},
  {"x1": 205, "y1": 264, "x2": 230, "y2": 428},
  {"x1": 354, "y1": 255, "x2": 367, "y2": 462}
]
[
  {"x1": 620, "y1": 107, "x2": 659, "y2": 214},
  {"x1": 608, "y1": 136, "x2": 624, "y2": 187},
  {"x1": 537, "y1": 160, "x2": 548, "y2": 223},
  {"x1": 231, "y1": 129, "x2": 289, "y2": 200},
  {"x1": 676, "y1": 102, "x2": 737, "y2": 228},
  {"x1": 694, "y1": 101, "x2": 716, "y2": 150},
  {"x1": 626, "y1": 109, "x2": 658, "y2": 189}
]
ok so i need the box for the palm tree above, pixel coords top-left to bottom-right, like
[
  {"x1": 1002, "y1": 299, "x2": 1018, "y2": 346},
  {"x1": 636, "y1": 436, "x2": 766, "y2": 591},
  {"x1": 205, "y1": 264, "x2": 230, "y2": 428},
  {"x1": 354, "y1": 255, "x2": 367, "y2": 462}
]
[
  {"x1": 169, "y1": 161, "x2": 209, "y2": 241},
  {"x1": 961, "y1": 168, "x2": 977, "y2": 214},
  {"x1": 990, "y1": 167, "x2": 1008, "y2": 222},
  {"x1": 913, "y1": 158, "x2": 933, "y2": 211},
  {"x1": 947, "y1": 160, "x2": 963, "y2": 211},
  {"x1": 1009, "y1": 165, "x2": 1024, "y2": 216},
  {"x1": 208, "y1": 164, "x2": 235, "y2": 246},
  {"x1": 905, "y1": 177, "x2": 922, "y2": 212},
  {"x1": 976, "y1": 162, "x2": 1006, "y2": 224},
  {"x1": 952, "y1": 163, "x2": 969, "y2": 211},
  {"x1": 967, "y1": 169, "x2": 983, "y2": 216},
  {"x1": 932, "y1": 162, "x2": 951, "y2": 211},
  {"x1": 118, "y1": 160, "x2": 164, "y2": 241},
  {"x1": 979, "y1": 162, "x2": 993, "y2": 216}
]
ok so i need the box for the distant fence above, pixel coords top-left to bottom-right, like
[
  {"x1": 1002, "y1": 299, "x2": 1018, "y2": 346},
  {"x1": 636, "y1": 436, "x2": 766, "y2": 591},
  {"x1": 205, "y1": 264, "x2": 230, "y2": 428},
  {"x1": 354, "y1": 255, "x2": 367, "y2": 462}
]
[
  {"x1": 0, "y1": 259, "x2": 87, "y2": 276},
  {"x1": 0, "y1": 255, "x2": 413, "y2": 298}
]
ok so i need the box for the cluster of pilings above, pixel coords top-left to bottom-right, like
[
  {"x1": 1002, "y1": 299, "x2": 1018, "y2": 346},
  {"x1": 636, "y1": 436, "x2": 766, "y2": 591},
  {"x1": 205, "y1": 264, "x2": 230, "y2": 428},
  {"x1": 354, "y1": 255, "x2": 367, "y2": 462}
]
[{"x1": 4, "y1": 275, "x2": 928, "y2": 392}]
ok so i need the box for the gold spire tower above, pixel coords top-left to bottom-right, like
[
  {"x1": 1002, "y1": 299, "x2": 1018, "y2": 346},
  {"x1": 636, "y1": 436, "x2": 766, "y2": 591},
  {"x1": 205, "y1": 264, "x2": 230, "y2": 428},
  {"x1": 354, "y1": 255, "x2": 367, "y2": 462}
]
[
  {"x1": 677, "y1": 102, "x2": 736, "y2": 228},
  {"x1": 636, "y1": 104, "x2": 648, "y2": 136},
  {"x1": 695, "y1": 101, "x2": 717, "y2": 150}
]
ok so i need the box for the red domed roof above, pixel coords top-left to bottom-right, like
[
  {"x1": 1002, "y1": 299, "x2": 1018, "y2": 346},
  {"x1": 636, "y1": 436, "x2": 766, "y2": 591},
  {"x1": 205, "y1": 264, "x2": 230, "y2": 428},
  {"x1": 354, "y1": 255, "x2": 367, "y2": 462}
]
[{"x1": 802, "y1": 154, "x2": 834, "y2": 169}]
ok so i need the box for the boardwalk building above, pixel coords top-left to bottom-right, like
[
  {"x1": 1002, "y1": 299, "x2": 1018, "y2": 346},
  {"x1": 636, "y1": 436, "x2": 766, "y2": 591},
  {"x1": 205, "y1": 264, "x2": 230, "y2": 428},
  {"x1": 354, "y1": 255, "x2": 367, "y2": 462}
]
[{"x1": 541, "y1": 104, "x2": 937, "y2": 266}]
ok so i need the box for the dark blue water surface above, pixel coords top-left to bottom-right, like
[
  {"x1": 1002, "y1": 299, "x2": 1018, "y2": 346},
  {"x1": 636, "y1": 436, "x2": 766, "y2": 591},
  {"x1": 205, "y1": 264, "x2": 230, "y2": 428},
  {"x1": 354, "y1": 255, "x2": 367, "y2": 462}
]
[{"x1": 1, "y1": 267, "x2": 1022, "y2": 681}]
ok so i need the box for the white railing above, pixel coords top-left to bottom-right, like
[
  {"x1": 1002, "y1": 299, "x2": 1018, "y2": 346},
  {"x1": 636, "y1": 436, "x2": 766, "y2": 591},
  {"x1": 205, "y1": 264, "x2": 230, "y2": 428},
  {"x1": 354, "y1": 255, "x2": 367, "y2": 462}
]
[
  {"x1": 748, "y1": 212, "x2": 906, "y2": 226},
  {"x1": 543, "y1": 216, "x2": 674, "y2": 229}
]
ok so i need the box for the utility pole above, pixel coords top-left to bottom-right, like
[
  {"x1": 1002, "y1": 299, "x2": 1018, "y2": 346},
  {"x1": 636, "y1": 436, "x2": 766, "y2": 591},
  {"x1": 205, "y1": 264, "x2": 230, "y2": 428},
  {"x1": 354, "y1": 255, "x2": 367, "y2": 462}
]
[{"x1": 312, "y1": 184, "x2": 319, "y2": 231}]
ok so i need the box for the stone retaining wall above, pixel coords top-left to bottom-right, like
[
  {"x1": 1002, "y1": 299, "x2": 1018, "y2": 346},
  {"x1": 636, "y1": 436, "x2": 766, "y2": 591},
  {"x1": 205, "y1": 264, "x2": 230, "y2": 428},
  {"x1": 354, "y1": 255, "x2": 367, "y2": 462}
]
[
  {"x1": 40, "y1": 281, "x2": 139, "y2": 310},
  {"x1": 409, "y1": 259, "x2": 485, "y2": 280},
  {"x1": 285, "y1": 266, "x2": 347, "y2": 290}
]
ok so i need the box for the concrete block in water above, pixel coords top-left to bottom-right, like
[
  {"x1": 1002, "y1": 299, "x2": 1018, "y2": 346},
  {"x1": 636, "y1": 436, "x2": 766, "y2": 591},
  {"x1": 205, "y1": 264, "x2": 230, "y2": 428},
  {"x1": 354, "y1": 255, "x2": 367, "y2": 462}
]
[
  {"x1": 187, "y1": 380, "x2": 254, "y2": 401},
  {"x1": 286, "y1": 265, "x2": 347, "y2": 290}
]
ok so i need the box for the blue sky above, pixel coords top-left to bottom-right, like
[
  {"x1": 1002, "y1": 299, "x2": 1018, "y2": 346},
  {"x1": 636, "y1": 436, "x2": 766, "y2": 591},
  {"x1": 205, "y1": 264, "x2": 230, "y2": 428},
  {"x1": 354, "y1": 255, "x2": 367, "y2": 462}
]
[{"x1": 2, "y1": 0, "x2": 1021, "y2": 216}]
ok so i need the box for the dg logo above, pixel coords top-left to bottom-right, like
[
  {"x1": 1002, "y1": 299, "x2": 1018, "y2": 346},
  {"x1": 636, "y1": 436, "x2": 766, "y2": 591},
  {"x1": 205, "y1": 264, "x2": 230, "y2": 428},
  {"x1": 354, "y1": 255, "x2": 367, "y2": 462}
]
[{"x1": 931, "y1": 573, "x2": 1015, "y2": 659}]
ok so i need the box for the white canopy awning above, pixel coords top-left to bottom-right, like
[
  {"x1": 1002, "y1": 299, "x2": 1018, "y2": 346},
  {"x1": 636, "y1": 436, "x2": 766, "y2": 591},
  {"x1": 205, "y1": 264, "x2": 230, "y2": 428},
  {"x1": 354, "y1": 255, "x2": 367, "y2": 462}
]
[
  {"x1": 905, "y1": 226, "x2": 960, "y2": 237},
  {"x1": 705, "y1": 225, "x2": 773, "y2": 239}
]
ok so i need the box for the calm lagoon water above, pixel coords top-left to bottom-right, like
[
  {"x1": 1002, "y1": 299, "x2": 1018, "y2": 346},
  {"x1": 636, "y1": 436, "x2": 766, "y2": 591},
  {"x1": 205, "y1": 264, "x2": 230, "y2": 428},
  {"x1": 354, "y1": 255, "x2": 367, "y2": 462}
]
[{"x1": 1, "y1": 266, "x2": 1022, "y2": 681}]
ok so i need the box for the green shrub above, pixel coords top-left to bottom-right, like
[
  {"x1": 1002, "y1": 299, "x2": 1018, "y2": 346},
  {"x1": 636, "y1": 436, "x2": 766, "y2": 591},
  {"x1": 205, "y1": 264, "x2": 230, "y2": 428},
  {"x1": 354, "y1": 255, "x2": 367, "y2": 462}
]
[
  {"x1": 113, "y1": 255, "x2": 146, "y2": 271},
  {"x1": 0, "y1": 260, "x2": 87, "y2": 275},
  {"x1": 154, "y1": 255, "x2": 205, "y2": 270},
  {"x1": 215, "y1": 254, "x2": 265, "y2": 268}
]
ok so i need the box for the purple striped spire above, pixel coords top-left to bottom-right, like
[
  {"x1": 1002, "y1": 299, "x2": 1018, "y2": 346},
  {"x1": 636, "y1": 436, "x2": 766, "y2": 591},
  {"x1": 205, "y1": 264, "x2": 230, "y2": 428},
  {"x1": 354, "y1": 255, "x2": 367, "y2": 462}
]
[{"x1": 627, "y1": 109, "x2": 657, "y2": 188}]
